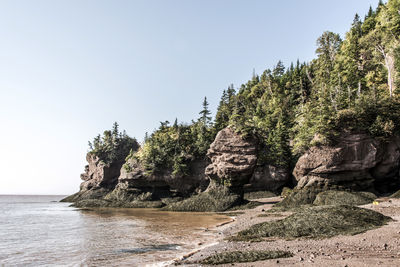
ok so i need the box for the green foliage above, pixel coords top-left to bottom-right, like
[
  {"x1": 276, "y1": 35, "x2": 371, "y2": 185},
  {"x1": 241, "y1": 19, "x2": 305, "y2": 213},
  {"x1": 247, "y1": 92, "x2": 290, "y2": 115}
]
[
  {"x1": 131, "y1": 99, "x2": 215, "y2": 177},
  {"x1": 121, "y1": 0, "x2": 400, "y2": 174},
  {"x1": 88, "y1": 122, "x2": 139, "y2": 164}
]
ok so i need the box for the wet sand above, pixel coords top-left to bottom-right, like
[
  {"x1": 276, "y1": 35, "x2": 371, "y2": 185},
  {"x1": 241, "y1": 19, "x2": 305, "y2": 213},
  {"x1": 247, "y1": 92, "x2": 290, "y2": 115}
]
[{"x1": 176, "y1": 196, "x2": 400, "y2": 266}]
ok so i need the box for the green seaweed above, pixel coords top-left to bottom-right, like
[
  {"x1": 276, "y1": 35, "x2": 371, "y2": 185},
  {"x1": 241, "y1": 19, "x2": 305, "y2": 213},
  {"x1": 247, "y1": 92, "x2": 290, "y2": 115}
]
[
  {"x1": 313, "y1": 190, "x2": 377, "y2": 206},
  {"x1": 199, "y1": 250, "x2": 293, "y2": 265},
  {"x1": 244, "y1": 191, "x2": 276, "y2": 200},
  {"x1": 231, "y1": 205, "x2": 391, "y2": 241},
  {"x1": 163, "y1": 184, "x2": 242, "y2": 212}
]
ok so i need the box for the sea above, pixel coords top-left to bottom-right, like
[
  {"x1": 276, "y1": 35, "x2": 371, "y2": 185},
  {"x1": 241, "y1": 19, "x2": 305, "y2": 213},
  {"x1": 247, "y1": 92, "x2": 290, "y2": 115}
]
[{"x1": 0, "y1": 195, "x2": 230, "y2": 266}]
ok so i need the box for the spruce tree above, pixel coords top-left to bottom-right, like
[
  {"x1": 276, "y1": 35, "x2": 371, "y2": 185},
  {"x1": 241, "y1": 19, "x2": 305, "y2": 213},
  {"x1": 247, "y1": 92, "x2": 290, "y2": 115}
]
[{"x1": 199, "y1": 97, "x2": 212, "y2": 126}]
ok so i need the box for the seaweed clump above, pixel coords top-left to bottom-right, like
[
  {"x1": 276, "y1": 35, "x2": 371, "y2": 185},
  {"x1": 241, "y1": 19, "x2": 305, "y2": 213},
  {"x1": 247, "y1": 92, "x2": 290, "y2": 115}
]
[
  {"x1": 244, "y1": 191, "x2": 276, "y2": 200},
  {"x1": 163, "y1": 184, "x2": 242, "y2": 212},
  {"x1": 199, "y1": 250, "x2": 293, "y2": 265},
  {"x1": 274, "y1": 189, "x2": 377, "y2": 211},
  {"x1": 273, "y1": 188, "x2": 321, "y2": 210},
  {"x1": 313, "y1": 191, "x2": 377, "y2": 206},
  {"x1": 231, "y1": 205, "x2": 391, "y2": 241}
]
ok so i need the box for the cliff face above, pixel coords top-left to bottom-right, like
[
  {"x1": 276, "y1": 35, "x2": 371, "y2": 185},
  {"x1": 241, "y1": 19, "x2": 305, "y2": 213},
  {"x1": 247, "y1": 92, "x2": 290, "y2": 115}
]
[
  {"x1": 80, "y1": 154, "x2": 123, "y2": 191},
  {"x1": 164, "y1": 127, "x2": 292, "y2": 211},
  {"x1": 205, "y1": 127, "x2": 258, "y2": 188},
  {"x1": 204, "y1": 127, "x2": 291, "y2": 192},
  {"x1": 105, "y1": 157, "x2": 209, "y2": 203},
  {"x1": 64, "y1": 126, "x2": 400, "y2": 210},
  {"x1": 293, "y1": 133, "x2": 400, "y2": 191}
]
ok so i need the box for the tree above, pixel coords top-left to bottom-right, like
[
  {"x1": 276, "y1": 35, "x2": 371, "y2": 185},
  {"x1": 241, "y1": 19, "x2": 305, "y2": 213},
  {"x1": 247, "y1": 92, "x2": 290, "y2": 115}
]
[
  {"x1": 214, "y1": 85, "x2": 236, "y2": 132},
  {"x1": 315, "y1": 31, "x2": 342, "y2": 84},
  {"x1": 199, "y1": 96, "x2": 212, "y2": 126}
]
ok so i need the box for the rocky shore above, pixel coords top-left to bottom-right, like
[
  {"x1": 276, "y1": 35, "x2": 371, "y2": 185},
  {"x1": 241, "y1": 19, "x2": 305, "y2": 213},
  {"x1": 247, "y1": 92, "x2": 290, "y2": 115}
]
[
  {"x1": 176, "y1": 194, "x2": 400, "y2": 266},
  {"x1": 62, "y1": 126, "x2": 400, "y2": 266}
]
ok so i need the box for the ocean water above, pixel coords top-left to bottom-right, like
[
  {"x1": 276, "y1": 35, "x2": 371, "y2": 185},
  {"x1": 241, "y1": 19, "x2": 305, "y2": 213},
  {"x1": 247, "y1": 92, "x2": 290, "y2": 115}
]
[{"x1": 0, "y1": 195, "x2": 229, "y2": 266}]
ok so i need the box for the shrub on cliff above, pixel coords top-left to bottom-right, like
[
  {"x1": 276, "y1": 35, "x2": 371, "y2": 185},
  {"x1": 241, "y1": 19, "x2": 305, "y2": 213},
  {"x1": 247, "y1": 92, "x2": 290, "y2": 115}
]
[
  {"x1": 87, "y1": 122, "x2": 139, "y2": 164},
  {"x1": 128, "y1": 98, "x2": 215, "y2": 177}
]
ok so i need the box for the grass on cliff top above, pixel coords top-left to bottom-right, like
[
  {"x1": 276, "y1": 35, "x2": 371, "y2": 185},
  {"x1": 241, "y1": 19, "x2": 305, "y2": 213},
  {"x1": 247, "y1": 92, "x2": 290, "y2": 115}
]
[
  {"x1": 230, "y1": 205, "x2": 391, "y2": 241},
  {"x1": 199, "y1": 250, "x2": 293, "y2": 265}
]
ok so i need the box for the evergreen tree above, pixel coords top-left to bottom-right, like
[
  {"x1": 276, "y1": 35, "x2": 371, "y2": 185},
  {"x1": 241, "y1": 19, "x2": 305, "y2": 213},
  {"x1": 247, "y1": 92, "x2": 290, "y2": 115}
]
[{"x1": 199, "y1": 97, "x2": 212, "y2": 126}]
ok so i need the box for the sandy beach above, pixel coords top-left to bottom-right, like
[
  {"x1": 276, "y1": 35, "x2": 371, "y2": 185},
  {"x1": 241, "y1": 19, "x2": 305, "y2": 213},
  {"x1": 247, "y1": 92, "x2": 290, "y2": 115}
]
[{"x1": 176, "y1": 196, "x2": 400, "y2": 266}]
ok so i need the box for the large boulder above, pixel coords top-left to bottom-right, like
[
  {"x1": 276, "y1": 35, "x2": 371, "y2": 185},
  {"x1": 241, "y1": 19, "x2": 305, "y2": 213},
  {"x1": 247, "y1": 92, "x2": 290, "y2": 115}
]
[
  {"x1": 205, "y1": 127, "x2": 258, "y2": 189},
  {"x1": 293, "y1": 133, "x2": 400, "y2": 191}
]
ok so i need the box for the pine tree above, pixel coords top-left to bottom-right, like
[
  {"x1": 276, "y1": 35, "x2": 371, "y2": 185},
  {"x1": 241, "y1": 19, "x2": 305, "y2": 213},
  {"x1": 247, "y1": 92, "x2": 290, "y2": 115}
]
[
  {"x1": 273, "y1": 60, "x2": 285, "y2": 77},
  {"x1": 199, "y1": 97, "x2": 212, "y2": 126},
  {"x1": 112, "y1": 122, "x2": 119, "y2": 139}
]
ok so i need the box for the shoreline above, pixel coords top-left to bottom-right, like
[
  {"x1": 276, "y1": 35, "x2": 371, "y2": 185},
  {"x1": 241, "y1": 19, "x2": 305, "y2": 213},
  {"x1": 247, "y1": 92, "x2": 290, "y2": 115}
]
[
  {"x1": 168, "y1": 217, "x2": 236, "y2": 266},
  {"x1": 137, "y1": 211, "x2": 235, "y2": 267},
  {"x1": 175, "y1": 196, "x2": 400, "y2": 266}
]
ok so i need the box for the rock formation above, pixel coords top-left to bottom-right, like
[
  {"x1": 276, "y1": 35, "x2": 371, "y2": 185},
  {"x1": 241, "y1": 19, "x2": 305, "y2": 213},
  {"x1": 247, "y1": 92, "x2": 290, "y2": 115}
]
[
  {"x1": 205, "y1": 127, "x2": 258, "y2": 189},
  {"x1": 104, "y1": 158, "x2": 209, "y2": 204},
  {"x1": 293, "y1": 133, "x2": 400, "y2": 191},
  {"x1": 61, "y1": 139, "x2": 140, "y2": 203}
]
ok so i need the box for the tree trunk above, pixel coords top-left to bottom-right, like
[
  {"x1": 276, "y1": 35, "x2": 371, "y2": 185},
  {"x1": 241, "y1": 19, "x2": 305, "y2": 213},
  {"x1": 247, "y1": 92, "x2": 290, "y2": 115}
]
[{"x1": 384, "y1": 53, "x2": 395, "y2": 97}]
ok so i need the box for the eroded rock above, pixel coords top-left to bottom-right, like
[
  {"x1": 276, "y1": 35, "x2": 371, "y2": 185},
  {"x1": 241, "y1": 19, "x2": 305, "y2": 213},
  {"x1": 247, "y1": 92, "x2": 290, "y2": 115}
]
[
  {"x1": 293, "y1": 134, "x2": 392, "y2": 190},
  {"x1": 205, "y1": 127, "x2": 257, "y2": 188}
]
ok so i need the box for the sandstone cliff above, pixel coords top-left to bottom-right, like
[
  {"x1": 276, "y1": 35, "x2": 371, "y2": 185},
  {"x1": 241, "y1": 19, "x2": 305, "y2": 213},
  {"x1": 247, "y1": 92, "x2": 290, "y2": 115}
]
[{"x1": 293, "y1": 133, "x2": 400, "y2": 191}]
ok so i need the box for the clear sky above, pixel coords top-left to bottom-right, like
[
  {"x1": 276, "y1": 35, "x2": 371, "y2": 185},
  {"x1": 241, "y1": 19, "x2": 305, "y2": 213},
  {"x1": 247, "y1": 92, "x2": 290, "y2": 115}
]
[{"x1": 0, "y1": 0, "x2": 381, "y2": 195}]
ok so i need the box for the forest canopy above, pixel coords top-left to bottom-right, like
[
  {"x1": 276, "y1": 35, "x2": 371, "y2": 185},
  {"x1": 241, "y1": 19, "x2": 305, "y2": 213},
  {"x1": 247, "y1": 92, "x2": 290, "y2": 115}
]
[{"x1": 89, "y1": 0, "x2": 400, "y2": 175}]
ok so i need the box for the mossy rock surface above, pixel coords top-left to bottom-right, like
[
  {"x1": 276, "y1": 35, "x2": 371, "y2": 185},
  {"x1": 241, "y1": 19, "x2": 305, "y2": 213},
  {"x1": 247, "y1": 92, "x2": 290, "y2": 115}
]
[
  {"x1": 231, "y1": 205, "x2": 391, "y2": 241},
  {"x1": 227, "y1": 200, "x2": 264, "y2": 211},
  {"x1": 61, "y1": 188, "x2": 110, "y2": 203},
  {"x1": 60, "y1": 192, "x2": 80, "y2": 202},
  {"x1": 163, "y1": 184, "x2": 241, "y2": 212},
  {"x1": 390, "y1": 190, "x2": 400, "y2": 198},
  {"x1": 72, "y1": 199, "x2": 112, "y2": 208},
  {"x1": 274, "y1": 188, "x2": 321, "y2": 210},
  {"x1": 199, "y1": 250, "x2": 293, "y2": 265},
  {"x1": 280, "y1": 187, "x2": 293, "y2": 198},
  {"x1": 122, "y1": 200, "x2": 164, "y2": 208},
  {"x1": 313, "y1": 190, "x2": 377, "y2": 206},
  {"x1": 244, "y1": 191, "x2": 276, "y2": 200}
]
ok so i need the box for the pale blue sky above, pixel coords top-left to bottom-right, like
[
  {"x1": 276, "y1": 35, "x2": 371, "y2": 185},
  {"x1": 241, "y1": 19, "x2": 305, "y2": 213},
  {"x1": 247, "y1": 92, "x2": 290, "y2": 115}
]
[{"x1": 0, "y1": 0, "x2": 381, "y2": 195}]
